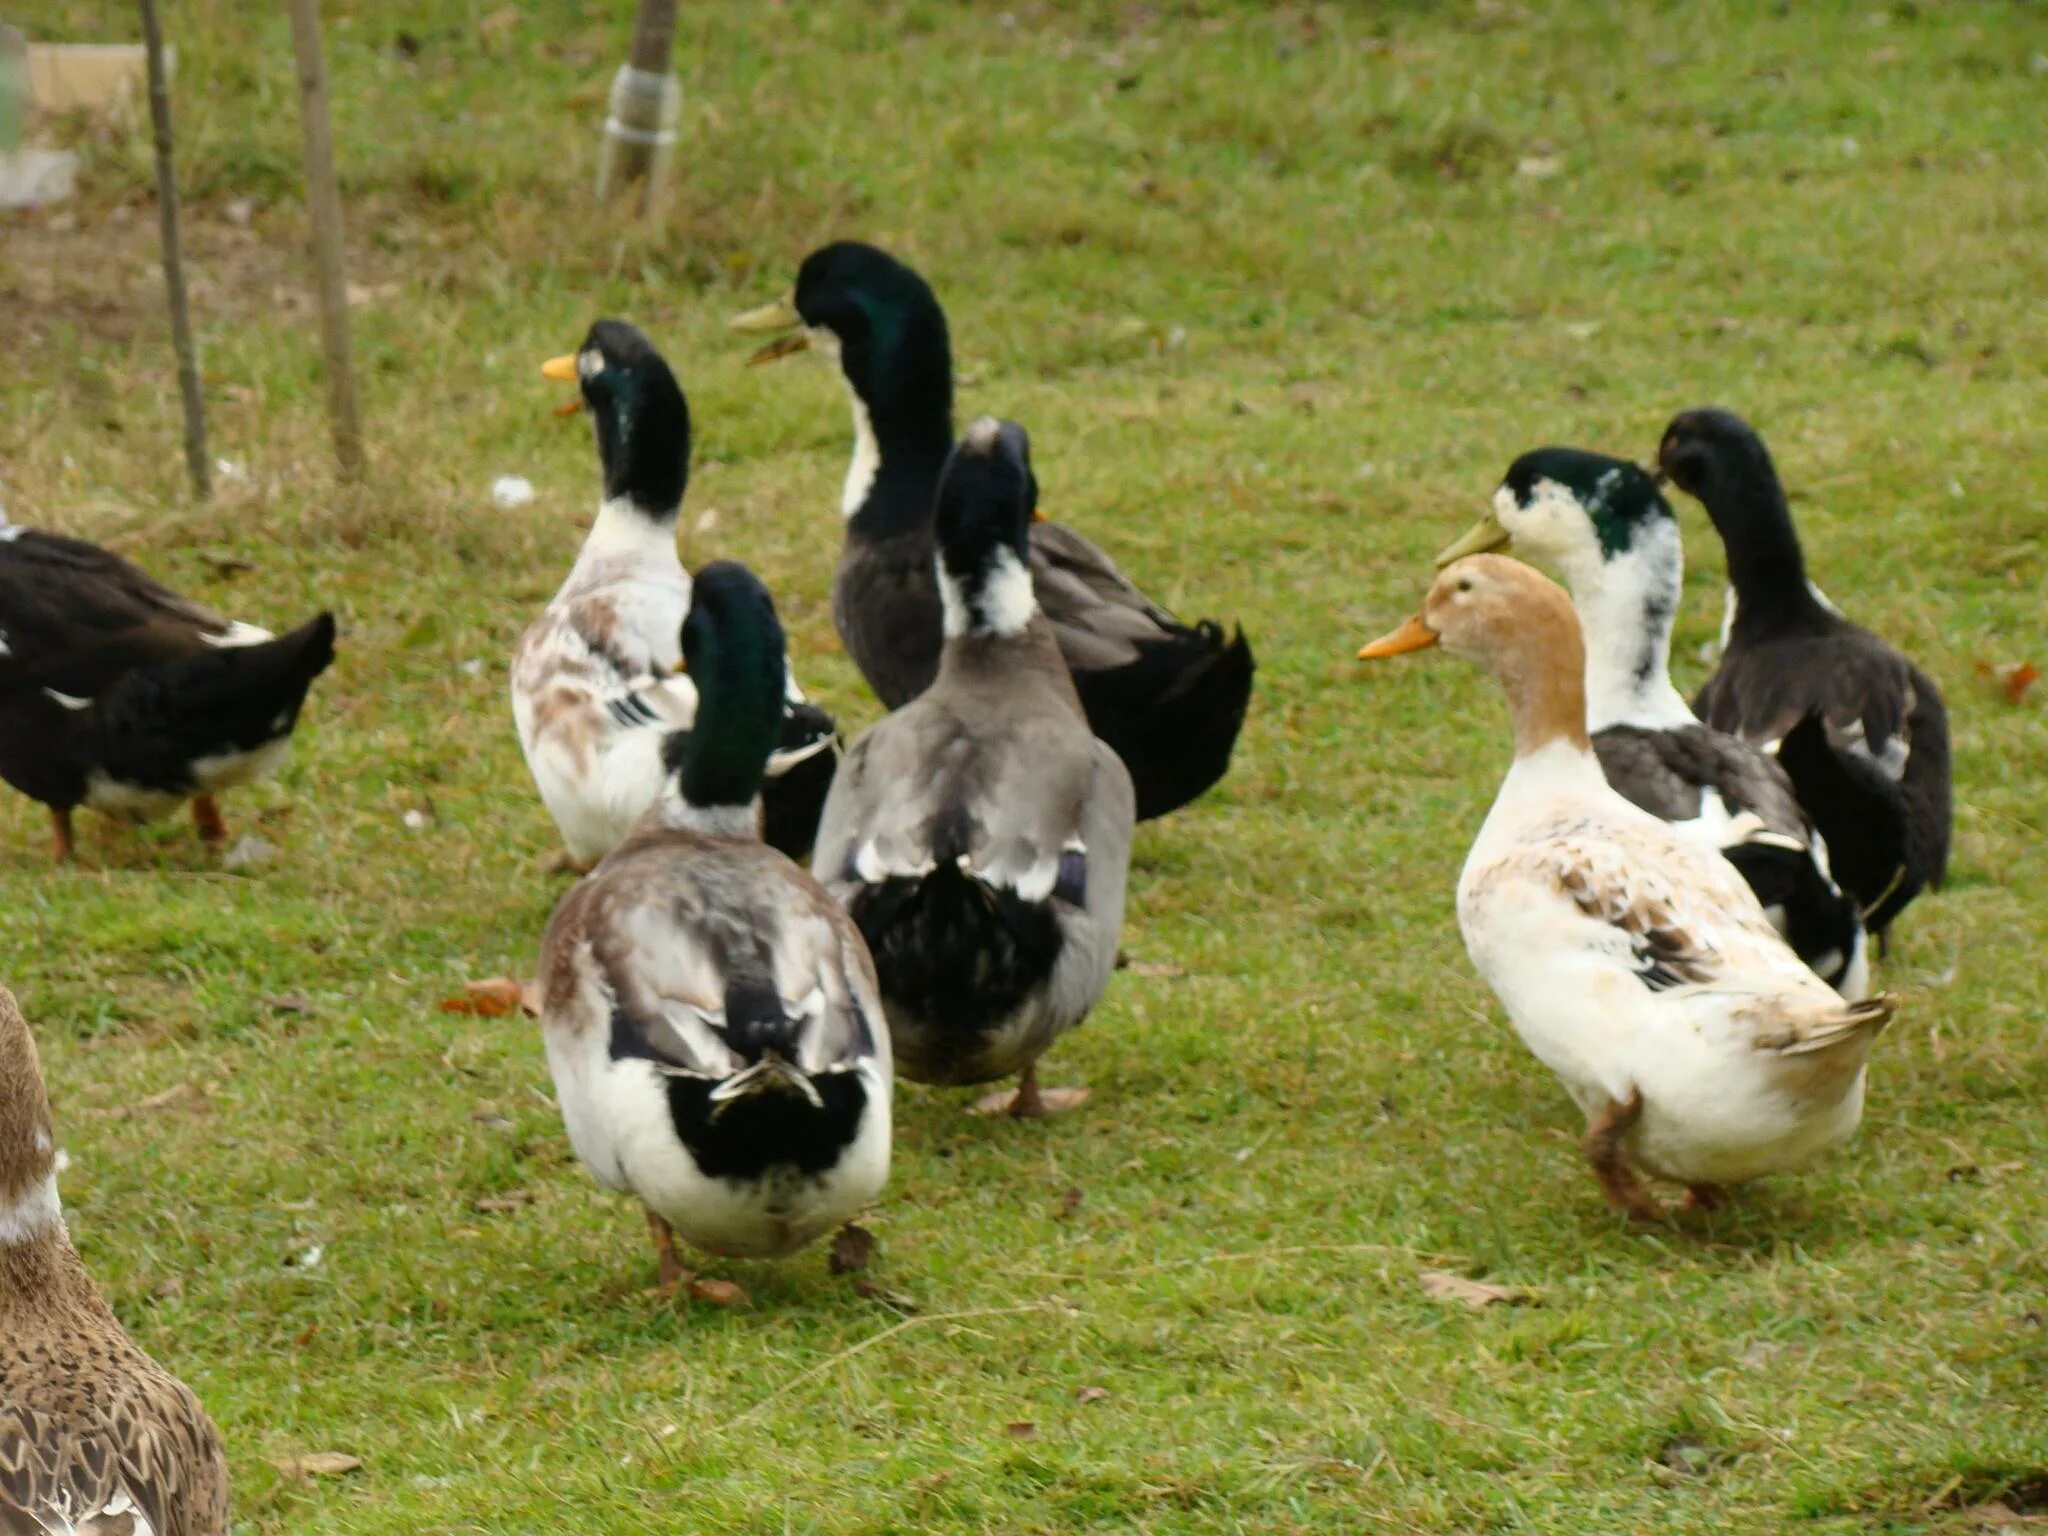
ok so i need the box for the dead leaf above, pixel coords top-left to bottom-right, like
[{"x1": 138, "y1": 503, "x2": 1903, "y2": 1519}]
[
  {"x1": 270, "y1": 1452, "x2": 361, "y2": 1479},
  {"x1": 1975, "y1": 659, "x2": 2039, "y2": 705},
  {"x1": 829, "y1": 1223, "x2": 876, "y2": 1274},
  {"x1": 1076, "y1": 1386, "x2": 1111, "y2": 1405},
  {"x1": 263, "y1": 994, "x2": 313, "y2": 1015},
  {"x1": 1124, "y1": 960, "x2": 1186, "y2": 979},
  {"x1": 473, "y1": 1191, "x2": 533, "y2": 1213},
  {"x1": 689, "y1": 1277, "x2": 750, "y2": 1308},
  {"x1": 1005, "y1": 1421, "x2": 1038, "y2": 1440},
  {"x1": 1056, "y1": 1186, "x2": 1084, "y2": 1221},
  {"x1": 439, "y1": 978, "x2": 525, "y2": 1017},
  {"x1": 1417, "y1": 1269, "x2": 1536, "y2": 1310}
]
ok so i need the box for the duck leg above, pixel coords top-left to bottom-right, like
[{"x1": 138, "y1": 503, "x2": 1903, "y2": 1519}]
[
  {"x1": 1682, "y1": 1183, "x2": 1730, "y2": 1212},
  {"x1": 191, "y1": 794, "x2": 228, "y2": 845},
  {"x1": 1581, "y1": 1089, "x2": 1664, "y2": 1222},
  {"x1": 644, "y1": 1209, "x2": 692, "y2": 1294},
  {"x1": 973, "y1": 1061, "x2": 1091, "y2": 1119},
  {"x1": 50, "y1": 807, "x2": 75, "y2": 861}
]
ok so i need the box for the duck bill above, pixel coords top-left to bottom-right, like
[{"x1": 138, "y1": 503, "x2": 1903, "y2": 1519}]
[
  {"x1": 1357, "y1": 615, "x2": 1440, "y2": 660},
  {"x1": 540, "y1": 352, "x2": 584, "y2": 415},
  {"x1": 730, "y1": 295, "x2": 808, "y2": 365},
  {"x1": 1434, "y1": 512, "x2": 1510, "y2": 568}
]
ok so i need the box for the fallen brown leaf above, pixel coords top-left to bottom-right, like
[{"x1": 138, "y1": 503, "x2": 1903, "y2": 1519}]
[
  {"x1": 1005, "y1": 1421, "x2": 1038, "y2": 1440},
  {"x1": 270, "y1": 1452, "x2": 361, "y2": 1479},
  {"x1": 439, "y1": 978, "x2": 525, "y2": 1017},
  {"x1": 829, "y1": 1223, "x2": 876, "y2": 1274},
  {"x1": 1418, "y1": 1269, "x2": 1536, "y2": 1310},
  {"x1": 1056, "y1": 1186, "x2": 1084, "y2": 1221},
  {"x1": 1076, "y1": 1386, "x2": 1111, "y2": 1405},
  {"x1": 1975, "y1": 659, "x2": 2040, "y2": 705},
  {"x1": 473, "y1": 1192, "x2": 533, "y2": 1214},
  {"x1": 689, "y1": 1277, "x2": 750, "y2": 1308},
  {"x1": 263, "y1": 993, "x2": 313, "y2": 1015},
  {"x1": 1125, "y1": 960, "x2": 1186, "y2": 979}
]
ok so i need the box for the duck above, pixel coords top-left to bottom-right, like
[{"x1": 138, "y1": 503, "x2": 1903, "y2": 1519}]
[
  {"x1": 537, "y1": 562, "x2": 890, "y2": 1282},
  {"x1": 1358, "y1": 555, "x2": 1895, "y2": 1218},
  {"x1": 1657, "y1": 408, "x2": 1952, "y2": 943},
  {"x1": 1436, "y1": 447, "x2": 1869, "y2": 998},
  {"x1": 0, "y1": 512, "x2": 335, "y2": 861},
  {"x1": 515, "y1": 319, "x2": 839, "y2": 868},
  {"x1": 1, "y1": 985, "x2": 231, "y2": 1533},
  {"x1": 730, "y1": 240, "x2": 1253, "y2": 822},
  {"x1": 810, "y1": 419, "x2": 1134, "y2": 1117}
]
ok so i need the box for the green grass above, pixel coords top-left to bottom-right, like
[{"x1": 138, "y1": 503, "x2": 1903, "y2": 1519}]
[{"x1": 3, "y1": 0, "x2": 2046, "y2": 1530}]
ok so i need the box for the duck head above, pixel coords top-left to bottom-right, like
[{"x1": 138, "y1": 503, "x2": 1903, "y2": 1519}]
[
  {"x1": 540, "y1": 319, "x2": 691, "y2": 520},
  {"x1": 661, "y1": 562, "x2": 788, "y2": 832},
  {"x1": 732, "y1": 242, "x2": 955, "y2": 514},
  {"x1": 933, "y1": 417, "x2": 1039, "y2": 640},
  {"x1": 1656, "y1": 407, "x2": 1811, "y2": 607},
  {"x1": 1359, "y1": 554, "x2": 1592, "y2": 757},
  {"x1": 1438, "y1": 449, "x2": 1691, "y2": 730},
  {"x1": 0, "y1": 988, "x2": 61, "y2": 1249},
  {"x1": 1439, "y1": 448, "x2": 1675, "y2": 576}
]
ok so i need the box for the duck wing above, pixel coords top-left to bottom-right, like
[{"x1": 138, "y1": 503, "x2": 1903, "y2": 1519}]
[
  {"x1": 0, "y1": 1367, "x2": 230, "y2": 1536},
  {"x1": 0, "y1": 531, "x2": 247, "y2": 693},
  {"x1": 1028, "y1": 521, "x2": 1254, "y2": 821},
  {"x1": 557, "y1": 843, "x2": 882, "y2": 1080}
]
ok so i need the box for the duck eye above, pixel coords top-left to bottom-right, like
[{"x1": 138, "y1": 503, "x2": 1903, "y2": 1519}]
[{"x1": 1456, "y1": 578, "x2": 1473, "y2": 594}]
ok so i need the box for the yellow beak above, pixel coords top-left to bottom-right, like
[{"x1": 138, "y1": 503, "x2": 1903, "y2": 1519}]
[
  {"x1": 1357, "y1": 614, "x2": 1440, "y2": 660},
  {"x1": 540, "y1": 353, "x2": 583, "y2": 415},
  {"x1": 1434, "y1": 512, "x2": 1511, "y2": 568},
  {"x1": 730, "y1": 295, "x2": 809, "y2": 365}
]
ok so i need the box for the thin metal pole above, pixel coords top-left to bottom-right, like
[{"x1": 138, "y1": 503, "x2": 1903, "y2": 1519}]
[
  {"x1": 285, "y1": 0, "x2": 365, "y2": 481},
  {"x1": 136, "y1": 0, "x2": 209, "y2": 500}
]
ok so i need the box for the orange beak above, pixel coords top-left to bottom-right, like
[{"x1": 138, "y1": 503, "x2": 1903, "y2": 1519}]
[
  {"x1": 541, "y1": 353, "x2": 583, "y2": 416},
  {"x1": 745, "y1": 332, "x2": 811, "y2": 367},
  {"x1": 1357, "y1": 614, "x2": 1439, "y2": 660}
]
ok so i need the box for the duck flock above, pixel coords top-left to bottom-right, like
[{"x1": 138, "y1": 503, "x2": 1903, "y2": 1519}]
[{"x1": 0, "y1": 241, "x2": 1954, "y2": 1530}]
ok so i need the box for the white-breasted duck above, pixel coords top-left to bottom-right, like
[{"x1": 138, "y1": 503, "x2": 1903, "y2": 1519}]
[
  {"x1": 811, "y1": 419, "x2": 1135, "y2": 1117},
  {"x1": 538, "y1": 563, "x2": 891, "y2": 1284},
  {"x1": 0, "y1": 513, "x2": 334, "y2": 861},
  {"x1": 1358, "y1": 557, "x2": 1894, "y2": 1219},
  {"x1": 1437, "y1": 447, "x2": 1869, "y2": 997},
  {"x1": 515, "y1": 320, "x2": 839, "y2": 868},
  {"x1": 731, "y1": 241, "x2": 1253, "y2": 822},
  {"x1": 1, "y1": 985, "x2": 231, "y2": 1533},
  {"x1": 1658, "y1": 408, "x2": 1952, "y2": 943}
]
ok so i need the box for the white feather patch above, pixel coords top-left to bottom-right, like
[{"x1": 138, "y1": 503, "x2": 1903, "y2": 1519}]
[
  {"x1": 939, "y1": 545, "x2": 1036, "y2": 639},
  {"x1": 0, "y1": 1173, "x2": 61, "y2": 1245},
  {"x1": 200, "y1": 620, "x2": 274, "y2": 649},
  {"x1": 42, "y1": 688, "x2": 91, "y2": 711}
]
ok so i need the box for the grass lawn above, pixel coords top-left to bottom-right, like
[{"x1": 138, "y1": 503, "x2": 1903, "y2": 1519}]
[{"x1": 3, "y1": 0, "x2": 2045, "y2": 1530}]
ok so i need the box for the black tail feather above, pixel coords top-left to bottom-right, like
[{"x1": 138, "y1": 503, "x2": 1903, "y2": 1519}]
[
  {"x1": 847, "y1": 864, "x2": 1061, "y2": 1063},
  {"x1": 90, "y1": 613, "x2": 337, "y2": 792},
  {"x1": 1074, "y1": 621, "x2": 1254, "y2": 821},
  {"x1": 1718, "y1": 838, "x2": 1863, "y2": 991},
  {"x1": 1773, "y1": 711, "x2": 1916, "y2": 936}
]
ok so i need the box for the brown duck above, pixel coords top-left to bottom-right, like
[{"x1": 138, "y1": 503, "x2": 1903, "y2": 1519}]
[{"x1": 0, "y1": 986, "x2": 229, "y2": 1535}]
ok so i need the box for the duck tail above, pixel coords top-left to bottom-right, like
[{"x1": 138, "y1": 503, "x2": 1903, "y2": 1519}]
[
  {"x1": 1718, "y1": 834, "x2": 1869, "y2": 997},
  {"x1": 847, "y1": 862, "x2": 1062, "y2": 1030},
  {"x1": 95, "y1": 612, "x2": 337, "y2": 768},
  {"x1": 1773, "y1": 710, "x2": 1916, "y2": 937},
  {"x1": 1075, "y1": 620, "x2": 1254, "y2": 821},
  {"x1": 1776, "y1": 993, "x2": 1897, "y2": 1056}
]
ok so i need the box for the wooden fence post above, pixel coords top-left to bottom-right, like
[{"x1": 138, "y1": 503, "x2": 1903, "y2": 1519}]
[
  {"x1": 595, "y1": 0, "x2": 681, "y2": 216},
  {"x1": 136, "y1": 0, "x2": 210, "y2": 500},
  {"x1": 285, "y1": 0, "x2": 365, "y2": 481}
]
